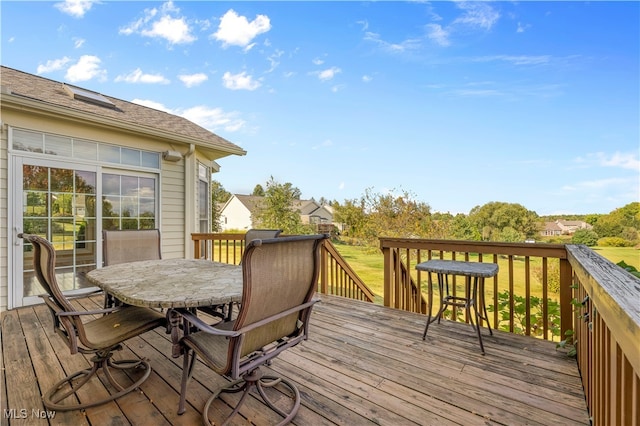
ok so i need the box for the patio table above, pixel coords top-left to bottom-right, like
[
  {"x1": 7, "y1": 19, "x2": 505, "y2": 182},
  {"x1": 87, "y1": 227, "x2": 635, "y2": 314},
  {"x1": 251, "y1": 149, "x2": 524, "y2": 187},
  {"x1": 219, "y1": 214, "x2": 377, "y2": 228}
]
[
  {"x1": 416, "y1": 259, "x2": 498, "y2": 354},
  {"x1": 86, "y1": 258, "x2": 243, "y2": 357}
]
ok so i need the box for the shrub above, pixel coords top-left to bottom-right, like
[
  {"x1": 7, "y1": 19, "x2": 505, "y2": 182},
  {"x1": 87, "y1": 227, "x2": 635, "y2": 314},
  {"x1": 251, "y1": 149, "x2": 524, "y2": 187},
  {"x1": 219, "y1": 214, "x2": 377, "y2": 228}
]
[
  {"x1": 572, "y1": 229, "x2": 599, "y2": 246},
  {"x1": 487, "y1": 291, "x2": 561, "y2": 339},
  {"x1": 598, "y1": 237, "x2": 634, "y2": 247}
]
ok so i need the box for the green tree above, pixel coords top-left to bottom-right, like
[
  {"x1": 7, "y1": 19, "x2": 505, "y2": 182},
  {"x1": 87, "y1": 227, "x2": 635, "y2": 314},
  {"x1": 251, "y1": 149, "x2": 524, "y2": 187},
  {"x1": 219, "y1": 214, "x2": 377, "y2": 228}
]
[
  {"x1": 252, "y1": 184, "x2": 265, "y2": 196},
  {"x1": 363, "y1": 188, "x2": 431, "y2": 242},
  {"x1": 334, "y1": 188, "x2": 432, "y2": 245},
  {"x1": 211, "y1": 180, "x2": 231, "y2": 232},
  {"x1": 334, "y1": 198, "x2": 368, "y2": 240},
  {"x1": 468, "y1": 202, "x2": 541, "y2": 241},
  {"x1": 450, "y1": 214, "x2": 482, "y2": 241},
  {"x1": 572, "y1": 229, "x2": 599, "y2": 246},
  {"x1": 499, "y1": 226, "x2": 524, "y2": 243},
  {"x1": 592, "y1": 215, "x2": 623, "y2": 238},
  {"x1": 253, "y1": 177, "x2": 310, "y2": 234},
  {"x1": 610, "y1": 202, "x2": 640, "y2": 228}
]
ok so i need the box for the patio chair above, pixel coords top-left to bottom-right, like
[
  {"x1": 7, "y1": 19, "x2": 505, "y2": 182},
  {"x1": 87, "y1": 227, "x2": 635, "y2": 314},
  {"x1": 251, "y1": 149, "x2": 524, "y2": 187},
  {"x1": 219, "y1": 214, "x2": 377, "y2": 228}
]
[
  {"x1": 176, "y1": 233, "x2": 329, "y2": 425},
  {"x1": 102, "y1": 229, "x2": 162, "y2": 266},
  {"x1": 243, "y1": 228, "x2": 282, "y2": 247},
  {"x1": 18, "y1": 233, "x2": 166, "y2": 411},
  {"x1": 199, "y1": 228, "x2": 282, "y2": 321},
  {"x1": 102, "y1": 229, "x2": 161, "y2": 307}
]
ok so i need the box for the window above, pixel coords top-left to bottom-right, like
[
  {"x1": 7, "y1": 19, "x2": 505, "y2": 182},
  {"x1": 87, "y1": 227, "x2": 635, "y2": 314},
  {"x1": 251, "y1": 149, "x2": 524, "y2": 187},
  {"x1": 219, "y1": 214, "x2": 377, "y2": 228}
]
[
  {"x1": 198, "y1": 163, "x2": 210, "y2": 233},
  {"x1": 102, "y1": 173, "x2": 157, "y2": 230},
  {"x1": 12, "y1": 128, "x2": 160, "y2": 169}
]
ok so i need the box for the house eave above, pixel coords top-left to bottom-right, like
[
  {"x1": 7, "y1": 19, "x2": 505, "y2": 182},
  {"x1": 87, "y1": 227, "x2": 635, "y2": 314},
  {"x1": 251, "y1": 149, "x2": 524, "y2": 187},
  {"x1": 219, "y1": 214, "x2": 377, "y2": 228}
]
[{"x1": 0, "y1": 92, "x2": 247, "y2": 159}]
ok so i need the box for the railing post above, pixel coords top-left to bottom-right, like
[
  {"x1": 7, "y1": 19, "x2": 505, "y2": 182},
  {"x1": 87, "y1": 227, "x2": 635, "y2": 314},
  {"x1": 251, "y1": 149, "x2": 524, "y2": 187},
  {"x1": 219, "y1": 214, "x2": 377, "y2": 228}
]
[
  {"x1": 319, "y1": 240, "x2": 328, "y2": 294},
  {"x1": 559, "y1": 257, "x2": 573, "y2": 338},
  {"x1": 381, "y1": 245, "x2": 392, "y2": 308},
  {"x1": 193, "y1": 236, "x2": 201, "y2": 259}
]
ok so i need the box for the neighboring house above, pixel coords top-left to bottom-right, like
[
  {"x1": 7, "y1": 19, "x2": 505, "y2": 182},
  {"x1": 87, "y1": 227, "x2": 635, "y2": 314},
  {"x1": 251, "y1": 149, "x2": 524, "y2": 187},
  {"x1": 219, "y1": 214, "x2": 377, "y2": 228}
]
[
  {"x1": 540, "y1": 220, "x2": 593, "y2": 237},
  {"x1": 219, "y1": 194, "x2": 335, "y2": 231},
  {"x1": 0, "y1": 66, "x2": 246, "y2": 310}
]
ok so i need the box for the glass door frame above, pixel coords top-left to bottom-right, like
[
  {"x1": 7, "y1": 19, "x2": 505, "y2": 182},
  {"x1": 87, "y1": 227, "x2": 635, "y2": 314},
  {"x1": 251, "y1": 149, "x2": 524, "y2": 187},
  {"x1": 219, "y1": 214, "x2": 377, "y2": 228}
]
[
  {"x1": 10, "y1": 155, "x2": 100, "y2": 308},
  {"x1": 9, "y1": 155, "x2": 160, "y2": 308}
]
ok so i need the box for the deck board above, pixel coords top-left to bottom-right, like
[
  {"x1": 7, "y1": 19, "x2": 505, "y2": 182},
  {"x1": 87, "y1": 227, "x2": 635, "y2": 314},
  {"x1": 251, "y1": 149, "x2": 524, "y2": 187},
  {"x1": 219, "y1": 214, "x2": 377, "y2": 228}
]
[{"x1": 1, "y1": 294, "x2": 589, "y2": 425}]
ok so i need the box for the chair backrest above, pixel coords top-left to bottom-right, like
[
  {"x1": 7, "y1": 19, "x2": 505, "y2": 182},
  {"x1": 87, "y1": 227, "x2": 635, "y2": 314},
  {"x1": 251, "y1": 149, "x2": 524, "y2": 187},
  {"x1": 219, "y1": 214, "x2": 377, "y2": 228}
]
[
  {"x1": 234, "y1": 234, "x2": 328, "y2": 358},
  {"x1": 19, "y1": 234, "x2": 75, "y2": 313},
  {"x1": 103, "y1": 229, "x2": 161, "y2": 266},
  {"x1": 18, "y1": 234, "x2": 88, "y2": 353},
  {"x1": 243, "y1": 229, "x2": 282, "y2": 247}
]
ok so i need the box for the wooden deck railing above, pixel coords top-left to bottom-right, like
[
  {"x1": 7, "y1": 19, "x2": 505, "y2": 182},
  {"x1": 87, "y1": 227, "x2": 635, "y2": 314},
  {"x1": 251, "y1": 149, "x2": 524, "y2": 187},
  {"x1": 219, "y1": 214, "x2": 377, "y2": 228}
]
[
  {"x1": 380, "y1": 237, "x2": 639, "y2": 426},
  {"x1": 379, "y1": 238, "x2": 572, "y2": 339},
  {"x1": 567, "y1": 245, "x2": 639, "y2": 426},
  {"x1": 191, "y1": 233, "x2": 375, "y2": 302}
]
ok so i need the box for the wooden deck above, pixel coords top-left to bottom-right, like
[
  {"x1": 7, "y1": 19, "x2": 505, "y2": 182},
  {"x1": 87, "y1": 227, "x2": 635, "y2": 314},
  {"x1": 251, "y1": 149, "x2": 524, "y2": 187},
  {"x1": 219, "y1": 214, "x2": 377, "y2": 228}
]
[{"x1": 1, "y1": 294, "x2": 589, "y2": 425}]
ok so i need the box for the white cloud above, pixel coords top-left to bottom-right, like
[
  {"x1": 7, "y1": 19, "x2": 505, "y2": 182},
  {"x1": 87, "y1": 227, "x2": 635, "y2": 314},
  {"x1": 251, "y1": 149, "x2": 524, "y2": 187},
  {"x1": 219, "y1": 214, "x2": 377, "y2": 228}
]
[
  {"x1": 73, "y1": 37, "x2": 85, "y2": 48},
  {"x1": 131, "y1": 100, "x2": 245, "y2": 133},
  {"x1": 120, "y1": 1, "x2": 195, "y2": 45},
  {"x1": 362, "y1": 75, "x2": 372, "y2": 83},
  {"x1": 178, "y1": 73, "x2": 208, "y2": 87},
  {"x1": 54, "y1": 0, "x2": 95, "y2": 18},
  {"x1": 453, "y1": 2, "x2": 500, "y2": 30},
  {"x1": 313, "y1": 139, "x2": 334, "y2": 150},
  {"x1": 517, "y1": 22, "x2": 532, "y2": 33},
  {"x1": 115, "y1": 68, "x2": 170, "y2": 84},
  {"x1": 213, "y1": 9, "x2": 271, "y2": 49},
  {"x1": 313, "y1": 67, "x2": 342, "y2": 82},
  {"x1": 363, "y1": 31, "x2": 422, "y2": 53},
  {"x1": 142, "y1": 15, "x2": 195, "y2": 44},
  {"x1": 472, "y1": 55, "x2": 551, "y2": 66},
  {"x1": 37, "y1": 57, "x2": 71, "y2": 74},
  {"x1": 65, "y1": 55, "x2": 106, "y2": 82},
  {"x1": 591, "y1": 152, "x2": 640, "y2": 170},
  {"x1": 222, "y1": 71, "x2": 261, "y2": 90},
  {"x1": 266, "y1": 50, "x2": 284, "y2": 73},
  {"x1": 562, "y1": 177, "x2": 633, "y2": 191},
  {"x1": 180, "y1": 105, "x2": 246, "y2": 132},
  {"x1": 131, "y1": 99, "x2": 172, "y2": 113},
  {"x1": 312, "y1": 58, "x2": 325, "y2": 66},
  {"x1": 426, "y1": 23, "x2": 450, "y2": 47}
]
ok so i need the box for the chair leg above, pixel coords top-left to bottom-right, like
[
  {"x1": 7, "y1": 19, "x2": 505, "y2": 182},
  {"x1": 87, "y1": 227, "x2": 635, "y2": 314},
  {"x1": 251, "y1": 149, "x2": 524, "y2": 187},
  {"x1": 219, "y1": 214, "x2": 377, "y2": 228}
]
[
  {"x1": 178, "y1": 349, "x2": 198, "y2": 415},
  {"x1": 202, "y1": 368, "x2": 301, "y2": 426},
  {"x1": 43, "y1": 351, "x2": 151, "y2": 411}
]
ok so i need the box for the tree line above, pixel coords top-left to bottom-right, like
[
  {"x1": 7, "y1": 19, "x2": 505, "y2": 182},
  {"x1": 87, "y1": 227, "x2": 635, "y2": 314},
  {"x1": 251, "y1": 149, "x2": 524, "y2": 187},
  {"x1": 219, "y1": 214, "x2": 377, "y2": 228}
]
[{"x1": 212, "y1": 178, "x2": 639, "y2": 248}]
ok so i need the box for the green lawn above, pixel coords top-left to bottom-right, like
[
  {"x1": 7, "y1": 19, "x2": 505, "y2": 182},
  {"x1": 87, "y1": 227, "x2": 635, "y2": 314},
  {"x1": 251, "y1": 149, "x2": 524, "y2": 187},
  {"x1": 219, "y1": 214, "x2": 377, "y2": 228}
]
[{"x1": 591, "y1": 246, "x2": 639, "y2": 269}]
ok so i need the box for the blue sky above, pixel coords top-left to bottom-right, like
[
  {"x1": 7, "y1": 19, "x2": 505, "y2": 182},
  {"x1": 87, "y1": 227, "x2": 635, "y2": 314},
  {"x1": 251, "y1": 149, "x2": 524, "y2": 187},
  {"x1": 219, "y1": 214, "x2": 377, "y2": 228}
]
[{"x1": 2, "y1": 1, "x2": 638, "y2": 216}]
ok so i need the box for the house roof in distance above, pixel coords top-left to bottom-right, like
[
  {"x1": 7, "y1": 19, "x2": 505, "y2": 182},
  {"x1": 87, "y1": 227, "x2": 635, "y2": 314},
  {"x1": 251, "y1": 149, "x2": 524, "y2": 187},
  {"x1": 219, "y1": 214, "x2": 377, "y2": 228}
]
[{"x1": 0, "y1": 66, "x2": 246, "y2": 158}]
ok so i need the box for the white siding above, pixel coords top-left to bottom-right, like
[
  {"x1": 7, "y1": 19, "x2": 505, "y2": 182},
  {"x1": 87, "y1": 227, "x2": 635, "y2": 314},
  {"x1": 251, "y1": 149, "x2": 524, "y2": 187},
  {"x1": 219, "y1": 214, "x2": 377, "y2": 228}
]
[
  {"x1": 160, "y1": 160, "x2": 185, "y2": 259},
  {"x1": 220, "y1": 196, "x2": 252, "y2": 231}
]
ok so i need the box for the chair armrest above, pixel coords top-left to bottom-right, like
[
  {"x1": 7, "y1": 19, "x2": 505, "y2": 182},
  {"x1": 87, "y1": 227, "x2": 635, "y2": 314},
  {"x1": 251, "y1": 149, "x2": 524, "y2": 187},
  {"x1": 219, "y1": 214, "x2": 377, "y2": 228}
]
[
  {"x1": 176, "y1": 298, "x2": 319, "y2": 337},
  {"x1": 62, "y1": 287, "x2": 103, "y2": 299},
  {"x1": 56, "y1": 306, "x2": 121, "y2": 317},
  {"x1": 174, "y1": 308, "x2": 240, "y2": 337},
  {"x1": 235, "y1": 299, "x2": 319, "y2": 335}
]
